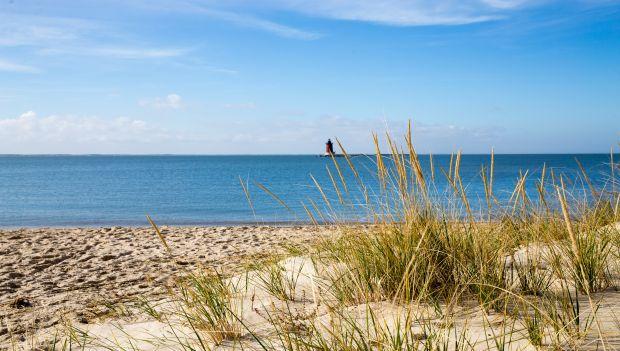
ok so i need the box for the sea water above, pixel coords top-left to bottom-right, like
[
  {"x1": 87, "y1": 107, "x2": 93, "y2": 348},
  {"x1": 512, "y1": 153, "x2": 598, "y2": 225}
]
[{"x1": 0, "y1": 154, "x2": 616, "y2": 227}]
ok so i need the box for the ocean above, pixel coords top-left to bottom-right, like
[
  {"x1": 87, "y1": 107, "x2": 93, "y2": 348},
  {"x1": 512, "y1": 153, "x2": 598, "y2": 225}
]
[{"x1": 0, "y1": 154, "x2": 616, "y2": 227}]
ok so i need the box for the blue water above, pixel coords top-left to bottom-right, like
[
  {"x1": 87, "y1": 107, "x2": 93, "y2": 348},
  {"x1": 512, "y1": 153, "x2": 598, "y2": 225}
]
[{"x1": 0, "y1": 155, "x2": 616, "y2": 227}]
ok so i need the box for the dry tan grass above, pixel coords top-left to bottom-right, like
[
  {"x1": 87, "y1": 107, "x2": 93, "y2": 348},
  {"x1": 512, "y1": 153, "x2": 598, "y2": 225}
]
[{"x1": 28, "y1": 129, "x2": 620, "y2": 350}]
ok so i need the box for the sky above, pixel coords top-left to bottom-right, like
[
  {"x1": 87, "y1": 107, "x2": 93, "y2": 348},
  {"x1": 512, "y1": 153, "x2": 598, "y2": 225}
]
[{"x1": 0, "y1": 0, "x2": 619, "y2": 154}]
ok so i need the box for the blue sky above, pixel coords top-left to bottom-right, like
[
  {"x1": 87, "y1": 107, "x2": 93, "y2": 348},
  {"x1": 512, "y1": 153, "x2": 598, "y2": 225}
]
[{"x1": 0, "y1": 0, "x2": 619, "y2": 154}]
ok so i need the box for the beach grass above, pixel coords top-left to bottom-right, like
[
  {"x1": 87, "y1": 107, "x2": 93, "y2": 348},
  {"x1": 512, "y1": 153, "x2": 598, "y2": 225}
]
[{"x1": 33, "y1": 128, "x2": 620, "y2": 350}]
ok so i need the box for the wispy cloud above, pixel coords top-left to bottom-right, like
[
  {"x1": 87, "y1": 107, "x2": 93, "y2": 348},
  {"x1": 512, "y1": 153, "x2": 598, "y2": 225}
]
[
  {"x1": 203, "y1": 66, "x2": 239, "y2": 74},
  {"x1": 210, "y1": 10, "x2": 321, "y2": 40},
  {"x1": 254, "y1": 0, "x2": 549, "y2": 26},
  {"x1": 139, "y1": 94, "x2": 184, "y2": 109},
  {"x1": 481, "y1": 0, "x2": 537, "y2": 9},
  {"x1": 39, "y1": 46, "x2": 187, "y2": 59},
  {"x1": 110, "y1": 0, "x2": 319, "y2": 39},
  {"x1": 103, "y1": 47, "x2": 184, "y2": 59},
  {"x1": 0, "y1": 14, "x2": 92, "y2": 47},
  {"x1": 167, "y1": 58, "x2": 239, "y2": 74},
  {"x1": 181, "y1": 4, "x2": 322, "y2": 40},
  {"x1": 138, "y1": 0, "x2": 504, "y2": 30},
  {"x1": 224, "y1": 102, "x2": 257, "y2": 110},
  {"x1": 0, "y1": 13, "x2": 187, "y2": 59},
  {"x1": 0, "y1": 58, "x2": 39, "y2": 73}
]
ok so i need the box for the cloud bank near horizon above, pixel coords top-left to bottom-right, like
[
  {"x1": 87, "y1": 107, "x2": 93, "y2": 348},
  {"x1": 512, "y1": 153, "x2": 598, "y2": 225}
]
[
  {"x1": 0, "y1": 111, "x2": 508, "y2": 154},
  {"x1": 1, "y1": 110, "x2": 617, "y2": 154}
]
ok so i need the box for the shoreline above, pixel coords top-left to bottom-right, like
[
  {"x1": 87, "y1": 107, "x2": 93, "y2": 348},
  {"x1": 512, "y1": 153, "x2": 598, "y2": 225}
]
[
  {"x1": 0, "y1": 225, "x2": 335, "y2": 348},
  {"x1": 0, "y1": 223, "x2": 319, "y2": 230},
  {"x1": 0, "y1": 220, "x2": 370, "y2": 230}
]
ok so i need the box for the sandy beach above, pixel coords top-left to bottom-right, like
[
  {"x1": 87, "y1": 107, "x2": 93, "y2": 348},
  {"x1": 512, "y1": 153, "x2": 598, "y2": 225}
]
[
  {"x1": 3, "y1": 222, "x2": 620, "y2": 350},
  {"x1": 0, "y1": 225, "x2": 333, "y2": 349},
  {"x1": 1, "y1": 0, "x2": 618, "y2": 348}
]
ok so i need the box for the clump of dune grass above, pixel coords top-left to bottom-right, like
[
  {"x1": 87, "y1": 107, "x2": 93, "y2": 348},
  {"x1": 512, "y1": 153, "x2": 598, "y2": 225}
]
[
  {"x1": 176, "y1": 271, "x2": 243, "y2": 345},
  {"x1": 251, "y1": 260, "x2": 304, "y2": 302},
  {"x1": 553, "y1": 184, "x2": 613, "y2": 294},
  {"x1": 134, "y1": 295, "x2": 164, "y2": 322},
  {"x1": 519, "y1": 301, "x2": 545, "y2": 348},
  {"x1": 513, "y1": 258, "x2": 552, "y2": 296}
]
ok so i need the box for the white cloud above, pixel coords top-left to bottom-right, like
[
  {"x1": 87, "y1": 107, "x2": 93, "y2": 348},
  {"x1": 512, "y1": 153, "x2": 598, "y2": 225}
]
[
  {"x1": 0, "y1": 58, "x2": 39, "y2": 73},
  {"x1": 139, "y1": 94, "x2": 184, "y2": 110},
  {"x1": 254, "y1": 0, "x2": 548, "y2": 26},
  {"x1": 0, "y1": 111, "x2": 175, "y2": 144}
]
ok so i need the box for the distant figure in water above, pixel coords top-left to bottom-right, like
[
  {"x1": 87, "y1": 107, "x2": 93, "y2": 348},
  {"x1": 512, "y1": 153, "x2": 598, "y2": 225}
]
[{"x1": 325, "y1": 139, "x2": 335, "y2": 156}]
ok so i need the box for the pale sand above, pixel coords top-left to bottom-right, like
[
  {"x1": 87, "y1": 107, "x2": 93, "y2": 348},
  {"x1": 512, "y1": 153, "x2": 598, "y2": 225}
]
[
  {"x1": 26, "y1": 254, "x2": 620, "y2": 350},
  {"x1": 4, "y1": 224, "x2": 620, "y2": 350},
  {"x1": 0, "y1": 225, "x2": 334, "y2": 349}
]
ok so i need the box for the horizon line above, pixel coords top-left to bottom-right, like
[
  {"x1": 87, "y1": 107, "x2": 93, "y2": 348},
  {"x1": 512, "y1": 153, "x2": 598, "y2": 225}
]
[{"x1": 0, "y1": 152, "x2": 618, "y2": 157}]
